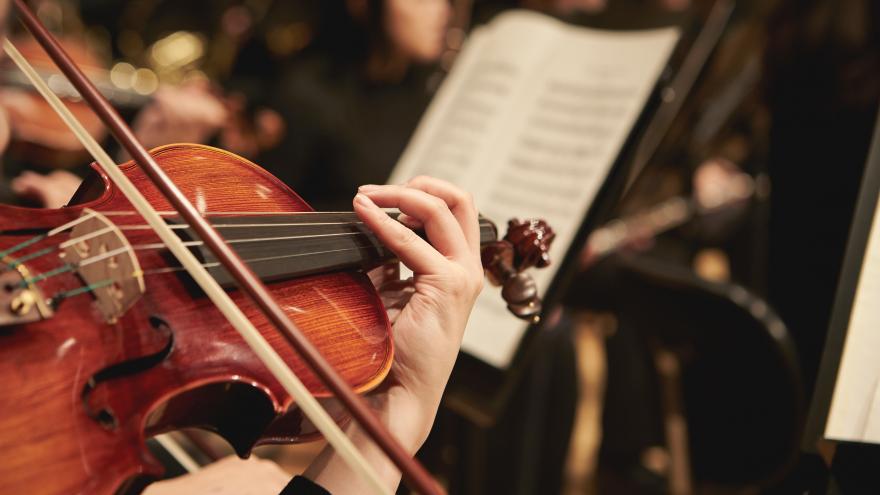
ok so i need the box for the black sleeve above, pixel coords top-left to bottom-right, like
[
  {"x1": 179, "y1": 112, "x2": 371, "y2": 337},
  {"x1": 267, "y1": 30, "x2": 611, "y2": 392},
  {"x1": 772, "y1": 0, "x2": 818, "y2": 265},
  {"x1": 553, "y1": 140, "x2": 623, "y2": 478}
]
[{"x1": 279, "y1": 475, "x2": 331, "y2": 495}]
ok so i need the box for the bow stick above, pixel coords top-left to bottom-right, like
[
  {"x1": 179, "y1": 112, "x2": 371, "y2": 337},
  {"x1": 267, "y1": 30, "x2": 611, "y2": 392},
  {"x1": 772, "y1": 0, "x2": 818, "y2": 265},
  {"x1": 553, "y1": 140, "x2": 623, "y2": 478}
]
[{"x1": 8, "y1": 1, "x2": 443, "y2": 493}]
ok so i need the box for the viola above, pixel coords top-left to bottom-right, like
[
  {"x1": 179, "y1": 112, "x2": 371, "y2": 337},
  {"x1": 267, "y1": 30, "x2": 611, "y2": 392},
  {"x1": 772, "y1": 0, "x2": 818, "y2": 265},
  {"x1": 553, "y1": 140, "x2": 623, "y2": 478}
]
[{"x1": 0, "y1": 143, "x2": 553, "y2": 494}]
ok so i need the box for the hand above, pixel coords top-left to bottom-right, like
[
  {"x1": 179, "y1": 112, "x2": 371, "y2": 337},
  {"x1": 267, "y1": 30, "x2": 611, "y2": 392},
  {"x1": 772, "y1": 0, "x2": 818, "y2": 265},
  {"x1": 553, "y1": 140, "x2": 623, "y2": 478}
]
[
  {"x1": 142, "y1": 456, "x2": 291, "y2": 495},
  {"x1": 304, "y1": 176, "x2": 484, "y2": 492},
  {"x1": 217, "y1": 93, "x2": 285, "y2": 157},
  {"x1": 692, "y1": 158, "x2": 753, "y2": 210},
  {"x1": 356, "y1": 176, "x2": 484, "y2": 442},
  {"x1": 130, "y1": 80, "x2": 227, "y2": 152},
  {"x1": 11, "y1": 169, "x2": 82, "y2": 208}
]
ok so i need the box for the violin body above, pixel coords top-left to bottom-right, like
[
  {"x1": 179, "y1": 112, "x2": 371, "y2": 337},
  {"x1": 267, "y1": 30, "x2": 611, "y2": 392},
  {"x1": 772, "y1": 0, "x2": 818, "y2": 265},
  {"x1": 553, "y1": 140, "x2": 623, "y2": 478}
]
[{"x1": 0, "y1": 144, "x2": 393, "y2": 494}]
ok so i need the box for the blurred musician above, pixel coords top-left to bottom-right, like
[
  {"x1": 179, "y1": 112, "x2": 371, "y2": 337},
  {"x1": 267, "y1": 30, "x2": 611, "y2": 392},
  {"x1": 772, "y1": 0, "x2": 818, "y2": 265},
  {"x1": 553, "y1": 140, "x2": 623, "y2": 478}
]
[
  {"x1": 256, "y1": 0, "x2": 450, "y2": 211},
  {"x1": 0, "y1": 80, "x2": 233, "y2": 209},
  {"x1": 0, "y1": 0, "x2": 279, "y2": 209},
  {"x1": 766, "y1": 0, "x2": 880, "y2": 398},
  {"x1": 763, "y1": 0, "x2": 880, "y2": 491}
]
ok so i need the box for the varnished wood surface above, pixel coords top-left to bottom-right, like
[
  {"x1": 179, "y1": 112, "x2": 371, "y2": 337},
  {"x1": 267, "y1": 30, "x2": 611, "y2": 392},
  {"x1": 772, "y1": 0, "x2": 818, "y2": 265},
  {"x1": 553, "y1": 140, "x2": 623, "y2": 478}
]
[{"x1": 0, "y1": 144, "x2": 393, "y2": 495}]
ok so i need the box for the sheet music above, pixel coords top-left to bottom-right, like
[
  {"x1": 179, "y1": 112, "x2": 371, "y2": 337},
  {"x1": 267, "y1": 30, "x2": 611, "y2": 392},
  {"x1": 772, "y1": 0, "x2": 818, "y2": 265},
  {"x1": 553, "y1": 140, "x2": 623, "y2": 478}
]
[
  {"x1": 390, "y1": 11, "x2": 680, "y2": 368},
  {"x1": 826, "y1": 192, "x2": 880, "y2": 442}
]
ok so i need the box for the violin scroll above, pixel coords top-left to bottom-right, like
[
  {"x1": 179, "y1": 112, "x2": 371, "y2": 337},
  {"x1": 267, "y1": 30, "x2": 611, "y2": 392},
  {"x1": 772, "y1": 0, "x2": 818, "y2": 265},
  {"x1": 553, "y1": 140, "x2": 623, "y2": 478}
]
[
  {"x1": 481, "y1": 218, "x2": 555, "y2": 323},
  {"x1": 504, "y1": 218, "x2": 554, "y2": 270}
]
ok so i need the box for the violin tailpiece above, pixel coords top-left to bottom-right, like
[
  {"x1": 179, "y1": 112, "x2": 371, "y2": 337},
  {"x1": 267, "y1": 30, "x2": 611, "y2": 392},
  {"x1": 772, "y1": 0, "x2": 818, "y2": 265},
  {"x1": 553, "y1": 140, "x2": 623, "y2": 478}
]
[{"x1": 0, "y1": 258, "x2": 53, "y2": 326}]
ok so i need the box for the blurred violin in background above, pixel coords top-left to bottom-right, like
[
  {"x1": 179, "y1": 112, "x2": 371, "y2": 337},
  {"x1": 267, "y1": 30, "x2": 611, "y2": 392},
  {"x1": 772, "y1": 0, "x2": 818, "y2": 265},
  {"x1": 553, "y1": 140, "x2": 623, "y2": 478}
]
[
  {"x1": 0, "y1": 34, "x2": 283, "y2": 168},
  {"x1": 0, "y1": 0, "x2": 286, "y2": 212},
  {"x1": 0, "y1": 35, "x2": 107, "y2": 167}
]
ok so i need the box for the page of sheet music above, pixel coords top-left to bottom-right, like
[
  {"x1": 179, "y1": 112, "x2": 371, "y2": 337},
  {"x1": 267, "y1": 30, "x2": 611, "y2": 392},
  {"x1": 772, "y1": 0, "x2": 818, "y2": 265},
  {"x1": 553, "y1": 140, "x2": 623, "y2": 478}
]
[
  {"x1": 826, "y1": 193, "x2": 880, "y2": 442},
  {"x1": 391, "y1": 11, "x2": 680, "y2": 368}
]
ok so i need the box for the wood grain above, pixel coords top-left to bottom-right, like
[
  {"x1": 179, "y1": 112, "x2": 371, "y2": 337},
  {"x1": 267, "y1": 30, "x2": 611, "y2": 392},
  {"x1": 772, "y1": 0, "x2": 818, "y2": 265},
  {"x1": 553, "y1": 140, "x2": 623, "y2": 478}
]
[{"x1": 0, "y1": 144, "x2": 392, "y2": 494}]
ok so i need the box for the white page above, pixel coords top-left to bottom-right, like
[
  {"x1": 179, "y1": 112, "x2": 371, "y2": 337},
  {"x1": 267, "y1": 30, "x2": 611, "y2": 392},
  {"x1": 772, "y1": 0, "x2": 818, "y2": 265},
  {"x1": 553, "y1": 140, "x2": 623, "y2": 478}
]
[
  {"x1": 391, "y1": 11, "x2": 680, "y2": 368},
  {"x1": 826, "y1": 193, "x2": 880, "y2": 442},
  {"x1": 391, "y1": 12, "x2": 562, "y2": 187}
]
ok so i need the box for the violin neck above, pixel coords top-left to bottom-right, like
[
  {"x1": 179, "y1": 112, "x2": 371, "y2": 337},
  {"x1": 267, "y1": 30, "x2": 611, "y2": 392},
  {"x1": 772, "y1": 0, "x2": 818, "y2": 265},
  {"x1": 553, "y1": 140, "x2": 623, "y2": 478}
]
[{"x1": 175, "y1": 212, "x2": 497, "y2": 288}]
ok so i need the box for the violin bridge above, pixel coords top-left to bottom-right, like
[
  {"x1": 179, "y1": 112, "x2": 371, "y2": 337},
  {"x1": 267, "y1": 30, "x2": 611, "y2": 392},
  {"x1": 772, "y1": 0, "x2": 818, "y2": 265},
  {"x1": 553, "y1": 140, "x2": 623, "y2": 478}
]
[{"x1": 62, "y1": 208, "x2": 145, "y2": 324}]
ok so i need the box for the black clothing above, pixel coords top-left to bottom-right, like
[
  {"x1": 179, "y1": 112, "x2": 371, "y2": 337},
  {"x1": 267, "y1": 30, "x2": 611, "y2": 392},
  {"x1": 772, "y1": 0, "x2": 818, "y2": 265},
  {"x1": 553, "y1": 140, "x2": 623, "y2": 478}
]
[
  {"x1": 258, "y1": 54, "x2": 433, "y2": 211},
  {"x1": 765, "y1": 0, "x2": 880, "y2": 398},
  {"x1": 279, "y1": 475, "x2": 330, "y2": 495}
]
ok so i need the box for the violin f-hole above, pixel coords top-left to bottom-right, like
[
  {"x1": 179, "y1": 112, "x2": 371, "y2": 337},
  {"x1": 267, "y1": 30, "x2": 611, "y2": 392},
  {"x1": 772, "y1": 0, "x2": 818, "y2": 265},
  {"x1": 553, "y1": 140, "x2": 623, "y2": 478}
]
[{"x1": 81, "y1": 315, "x2": 174, "y2": 430}]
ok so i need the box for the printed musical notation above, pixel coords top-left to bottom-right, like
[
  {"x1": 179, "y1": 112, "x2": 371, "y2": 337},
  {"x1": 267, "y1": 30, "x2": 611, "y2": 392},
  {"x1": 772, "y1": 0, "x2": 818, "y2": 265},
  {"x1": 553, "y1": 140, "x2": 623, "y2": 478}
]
[{"x1": 391, "y1": 11, "x2": 680, "y2": 367}]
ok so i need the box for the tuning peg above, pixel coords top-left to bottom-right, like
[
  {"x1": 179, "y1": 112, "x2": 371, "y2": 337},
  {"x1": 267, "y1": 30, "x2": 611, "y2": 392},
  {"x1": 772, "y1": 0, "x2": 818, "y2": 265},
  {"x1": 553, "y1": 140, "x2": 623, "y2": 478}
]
[
  {"x1": 501, "y1": 272, "x2": 537, "y2": 304},
  {"x1": 480, "y1": 218, "x2": 554, "y2": 322}
]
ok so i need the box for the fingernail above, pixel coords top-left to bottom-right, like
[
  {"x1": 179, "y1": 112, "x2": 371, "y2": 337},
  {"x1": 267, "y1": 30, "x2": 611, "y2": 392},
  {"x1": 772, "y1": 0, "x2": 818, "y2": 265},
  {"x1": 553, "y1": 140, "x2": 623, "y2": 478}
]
[
  {"x1": 397, "y1": 213, "x2": 420, "y2": 228},
  {"x1": 354, "y1": 193, "x2": 375, "y2": 208},
  {"x1": 358, "y1": 184, "x2": 379, "y2": 192}
]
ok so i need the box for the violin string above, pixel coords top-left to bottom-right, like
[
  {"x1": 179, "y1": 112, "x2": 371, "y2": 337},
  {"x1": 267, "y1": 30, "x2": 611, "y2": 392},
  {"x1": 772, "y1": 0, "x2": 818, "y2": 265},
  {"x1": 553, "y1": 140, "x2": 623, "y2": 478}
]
[
  {"x1": 130, "y1": 220, "x2": 491, "y2": 248},
  {"x1": 0, "y1": 232, "x2": 47, "y2": 259},
  {"x1": 119, "y1": 221, "x2": 367, "y2": 230},
  {"x1": 139, "y1": 246, "x2": 379, "y2": 276},
  {"x1": 4, "y1": 38, "x2": 392, "y2": 493},
  {"x1": 47, "y1": 210, "x2": 101, "y2": 236},
  {"x1": 23, "y1": 243, "x2": 390, "y2": 290},
  {"x1": 118, "y1": 220, "x2": 496, "y2": 230},
  {"x1": 6, "y1": 214, "x2": 496, "y2": 291},
  {"x1": 3, "y1": 231, "x2": 140, "y2": 274},
  {"x1": 3, "y1": 219, "x2": 495, "y2": 273},
  {"x1": 2, "y1": 230, "x2": 384, "y2": 271},
  {"x1": 98, "y1": 210, "x2": 369, "y2": 216},
  {"x1": 44, "y1": 245, "x2": 392, "y2": 304},
  {"x1": 0, "y1": 210, "x2": 99, "y2": 258},
  {"x1": 17, "y1": 263, "x2": 75, "y2": 288},
  {"x1": 57, "y1": 225, "x2": 116, "y2": 249},
  {"x1": 130, "y1": 230, "x2": 380, "y2": 250},
  {"x1": 14, "y1": 245, "x2": 129, "y2": 288},
  {"x1": 2, "y1": 211, "x2": 489, "y2": 260},
  {"x1": 79, "y1": 245, "x2": 133, "y2": 268},
  {"x1": 6, "y1": 246, "x2": 55, "y2": 268},
  {"x1": 86, "y1": 220, "x2": 493, "y2": 267},
  {"x1": 18, "y1": 246, "x2": 382, "y2": 288},
  {"x1": 51, "y1": 278, "x2": 114, "y2": 303}
]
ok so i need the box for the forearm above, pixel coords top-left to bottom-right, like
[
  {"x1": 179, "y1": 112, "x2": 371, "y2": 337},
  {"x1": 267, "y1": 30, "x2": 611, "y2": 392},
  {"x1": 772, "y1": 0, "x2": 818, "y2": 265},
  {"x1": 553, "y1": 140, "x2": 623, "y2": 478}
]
[
  {"x1": 302, "y1": 391, "x2": 439, "y2": 494},
  {"x1": 300, "y1": 179, "x2": 481, "y2": 494}
]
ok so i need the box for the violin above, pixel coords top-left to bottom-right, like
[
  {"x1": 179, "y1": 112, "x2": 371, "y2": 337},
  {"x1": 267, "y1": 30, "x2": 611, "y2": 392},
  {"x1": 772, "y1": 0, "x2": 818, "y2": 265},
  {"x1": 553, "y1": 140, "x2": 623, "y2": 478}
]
[
  {"x1": 0, "y1": 143, "x2": 553, "y2": 494},
  {"x1": 0, "y1": 36, "x2": 275, "y2": 172},
  {"x1": 0, "y1": 35, "x2": 109, "y2": 167},
  {"x1": 0, "y1": 2, "x2": 557, "y2": 493}
]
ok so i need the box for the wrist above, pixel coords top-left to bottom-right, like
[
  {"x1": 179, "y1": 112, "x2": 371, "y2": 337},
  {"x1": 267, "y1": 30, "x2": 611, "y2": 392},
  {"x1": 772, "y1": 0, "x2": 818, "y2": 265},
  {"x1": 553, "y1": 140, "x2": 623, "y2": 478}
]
[
  {"x1": 367, "y1": 386, "x2": 439, "y2": 453},
  {"x1": 302, "y1": 393, "x2": 437, "y2": 493}
]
